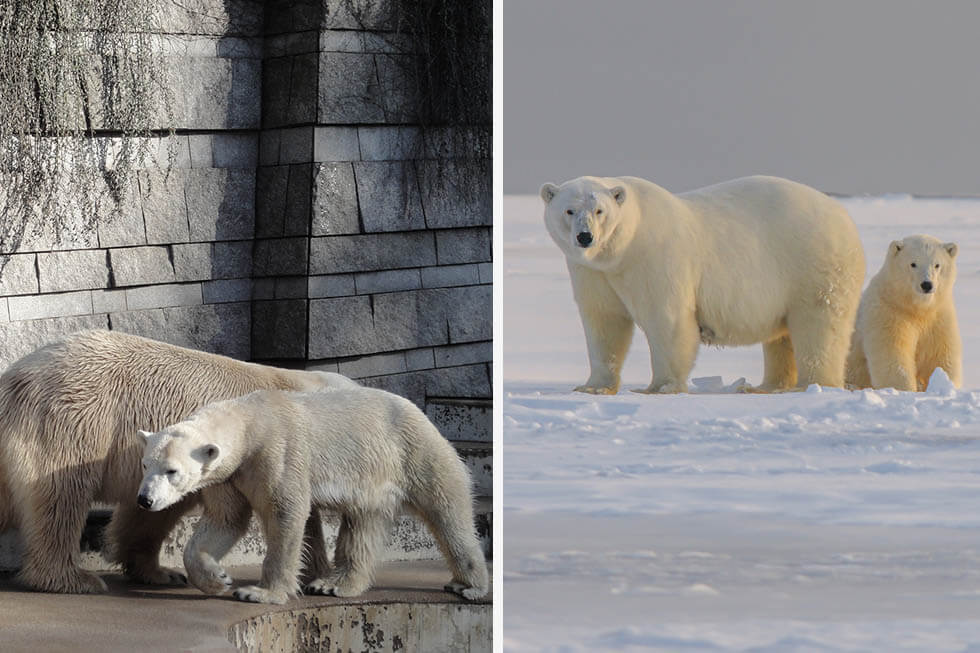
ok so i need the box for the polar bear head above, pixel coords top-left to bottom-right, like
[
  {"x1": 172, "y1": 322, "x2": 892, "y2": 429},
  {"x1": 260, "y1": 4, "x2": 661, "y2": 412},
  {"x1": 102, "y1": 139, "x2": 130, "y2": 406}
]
[
  {"x1": 136, "y1": 419, "x2": 226, "y2": 512},
  {"x1": 540, "y1": 177, "x2": 630, "y2": 267},
  {"x1": 885, "y1": 234, "x2": 958, "y2": 303}
]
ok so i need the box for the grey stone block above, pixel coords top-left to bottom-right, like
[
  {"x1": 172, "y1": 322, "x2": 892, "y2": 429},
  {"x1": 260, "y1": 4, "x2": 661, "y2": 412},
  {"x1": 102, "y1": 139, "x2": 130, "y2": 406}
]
[
  {"x1": 262, "y1": 56, "x2": 292, "y2": 128},
  {"x1": 434, "y1": 341, "x2": 492, "y2": 368},
  {"x1": 125, "y1": 283, "x2": 203, "y2": 311},
  {"x1": 310, "y1": 232, "x2": 436, "y2": 275},
  {"x1": 355, "y1": 162, "x2": 425, "y2": 232},
  {"x1": 111, "y1": 302, "x2": 250, "y2": 359},
  {"x1": 420, "y1": 264, "x2": 480, "y2": 289},
  {"x1": 203, "y1": 279, "x2": 251, "y2": 304},
  {"x1": 354, "y1": 269, "x2": 421, "y2": 294},
  {"x1": 338, "y1": 352, "x2": 407, "y2": 379},
  {"x1": 308, "y1": 296, "x2": 374, "y2": 358},
  {"x1": 307, "y1": 274, "x2": 355, "y2": 298},
  {"x1": 358, "y1": 127, "x2": 421, "y2": 161},
  {"x1": 405, "y1": 347, "x2": 435, "y2": 371},
  {"x1": 314, "y1": 127, "x2": 360, "y2": 162},
  {"x1": 139, "y1": 170, "x2": 189, "y2": 245},
  {"x1": 150, "y1": 0, "x2": 263, "y2": 37},
  {"x1": 423, "y1": 126, "x2": 491, "y2": 160},
  {"x1": 252, "y1": 299, "x2": 307, "y2": 359},
  {"x1": 264, "y1": 31, "x2": 319, "y2": 57},
  {"x1": 279, "y1": 127, "x2": 313, "y2": 164},
  {"x1": 426, "y1": 399, "x2": 491, "y2": 442},
  {"x1": 188, "y1": 134, "x2": 214, "y2": 168},
  {"x1": 37, "y1": 250, "x2": 109, "y2": 293},
  {"x1": 180, "y1": 57, "x2": 260, "y2": 130},
  {"x1": 423, "y1": 363, "x2": 491, "y2": 399},
  {"x1": 216, "y1": 35, "x2": 262, "y2": 58},
  {"x1": 96, "y1": 179, "x2": 146, "y2": 248},
  {"x1": 17, "y1": 213, "x2": 100, "y2": 252},
  {"x1": 273, "y1": 276, "x2": 308, "y2": 299},
  {"x1": 319, "y1": 30, "x2": 364, "y2": 53},
  {"x1": 436, "y1": 228, "x2": 491, "y2": 265},
  {"x1": 444, "y1": 285, "x2": 492, "y2": 343},
  {"x1": 284, "y1": 164, "x2": 312, "y2": 236},
  {"x1": 0, "y1": 298, "x2": 8, "y2": 322},
  {"x1": 253, "y1": 238, "x2": 308, "y2": 276},
  {"x1": 357, "y1": 372, "x2": 426, "y2": 408},
  {"x1": 0, "y1": 254, "x2": 39, "y2": 296},
  {"x1": 259, "y1": 129, "x2": 281, "y2": 166},
  {"x1": 419, "y1": 159, "x2": 492, "y2": 228},
  {"x1": 172, "y1": 243, "x2": 212, "y2": 281},
  {"x1": 286, "y1": 53, "x2": 318, "y2": 125},
  {"x1": 255, "y1": 166, "x2": 288, "y2": 238},
  {"x1": 213, "y1": 241, "x2": 253, "y2": 279},
  {"x1": 312, "y1": 163, "x2": 359, "y2": 236},
  {"x1": 375, "y1": 54, "x2": 417, "y2": 123},
  {"x1": 92, "y1": 289, "x2": 127, "y2": 314},
  {"x1": 186, "y1": 169, "x2": 256, "y2": 241},
  {"x1": 306, "y1": 360, "x2": 339, "y2": 373},
  {"x1": 372, "y1": 290, "x2": 449, "y2": 351},
  {"x1": 110, "y1": 246, "x2": 175, "y2": 287},
  {"x1": 318, "y1": 52, "x2": 385, "y2": 124},
  {"x1": 0, "y1": 314, "x2": 108, "y2": 370},
  {"x1": 263, "y1": 0, "x2": 320, "y2": 35},
  {"x1": 7, "y1": 291, "x2": 93, "y2": 322},
  {"x1": 212, "y1": 134, "x2": 259, "y2": 168},
  {"x1": 478, "y1": 262, "x2": 492, "y2": 284},
  {"x1": 251, "y1": 278, "x2": 275, "y2": 300}
]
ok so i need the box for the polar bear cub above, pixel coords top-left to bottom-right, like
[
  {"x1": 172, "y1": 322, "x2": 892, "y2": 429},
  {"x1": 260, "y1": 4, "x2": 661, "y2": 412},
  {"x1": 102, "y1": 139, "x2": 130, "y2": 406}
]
[
  {"x1": 137, "y1": 387, "x2": 489, "y2": 605},
  {"x1": 541, "y1": 175, "x2": 865, "y2": 393},
  {"x1": 846, "y1": 234, "x2": 961, "y2": 391}
]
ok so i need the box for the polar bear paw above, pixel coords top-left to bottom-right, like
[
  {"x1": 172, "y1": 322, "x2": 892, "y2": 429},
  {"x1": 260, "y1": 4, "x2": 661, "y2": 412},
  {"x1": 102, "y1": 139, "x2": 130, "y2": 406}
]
[
  {"x1": 305, "y1": 571, "x2": 370, "y2": 597},
  {"x1": 444, "y1": 581, "x2": 487, "y2": 600},
  {"x1": 574, "y1": 384, "x2": 617, "y2": 395},
  {"x1": 632, "y1": 380, "x2": 687, "y2": 394},
  {"x1": 188, "y1": 561, "x2": 233, "y2": 595},
  {"x1": 233, "y1": 585, "x2": 288, "y2": 605},
  {"x1": 129, "y1": 565, "x2": 188, "y2": 586}
]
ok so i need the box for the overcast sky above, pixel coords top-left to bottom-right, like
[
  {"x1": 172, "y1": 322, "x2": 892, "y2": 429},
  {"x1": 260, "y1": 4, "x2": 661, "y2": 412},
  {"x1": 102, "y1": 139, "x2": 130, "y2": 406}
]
[{"x1": 503, "y1": 1, "x2": 980, "y2": 196}]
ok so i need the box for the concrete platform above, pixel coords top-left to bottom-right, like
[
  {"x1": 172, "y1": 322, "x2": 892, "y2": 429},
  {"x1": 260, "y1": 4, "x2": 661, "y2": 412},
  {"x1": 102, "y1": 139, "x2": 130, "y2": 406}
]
[{"x1": 0, "y1": 561, "x2": 492, "y2": 652}]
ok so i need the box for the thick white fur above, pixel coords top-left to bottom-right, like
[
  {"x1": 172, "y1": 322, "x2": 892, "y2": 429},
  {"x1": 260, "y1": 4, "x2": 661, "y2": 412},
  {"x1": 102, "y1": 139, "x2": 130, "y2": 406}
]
[
  {"x1": 541, "y1": 175, "x2": 866, "y2": 393},
  {"x1": 846, "y1": 234, "x2": 961, "y2": 390},
  {"x1": 0, "y1": 329, "x2": 354, "y2": 594},
  {"x1": 139, "y1": 387, "x2": 489, "y2": 605}
]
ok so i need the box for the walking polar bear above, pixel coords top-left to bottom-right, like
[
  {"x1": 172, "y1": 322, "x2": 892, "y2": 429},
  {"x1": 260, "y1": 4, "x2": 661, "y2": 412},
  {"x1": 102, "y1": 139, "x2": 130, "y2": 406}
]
[
  {"x1": 137, "y1": 387, "x2": 489, "y2": 605},
  {"x1": 0, "y1": 329, "x2": 355, "y2": 594},
  {"x1": 541, "y1": 175, "x2": 866, "y2": 393},
  {"x1": 846, "y1": 234, "x2": 961, "y2": 391}
]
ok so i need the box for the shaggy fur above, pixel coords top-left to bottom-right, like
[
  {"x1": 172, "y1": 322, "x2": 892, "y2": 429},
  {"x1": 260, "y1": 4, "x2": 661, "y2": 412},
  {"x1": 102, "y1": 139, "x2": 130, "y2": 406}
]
[
  {"x1": 541, "y1": 175, "x2": 866, "y2": 393},
  {"x1": 0, "y1": 329, "x2": 355, "y2": 594},
  {"x1": 846, "y1": 235, "x2": 961, "y2": 390},
  {"x1": 139, "y1": 387, "x2": 489, "y2": 605}
]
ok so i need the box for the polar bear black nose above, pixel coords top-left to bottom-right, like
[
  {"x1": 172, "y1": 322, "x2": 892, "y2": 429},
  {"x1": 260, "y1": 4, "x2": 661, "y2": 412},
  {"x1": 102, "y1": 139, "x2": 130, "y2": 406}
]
[
  {"x1": 576, "y1": 231, "x2": 593, "y2": 247},
  {"x1": 137, "y1": 494, "x2": 153, "y2": 510},
  {"x1": 920, "y1": 281, "x2": 933, "y2": 293}
]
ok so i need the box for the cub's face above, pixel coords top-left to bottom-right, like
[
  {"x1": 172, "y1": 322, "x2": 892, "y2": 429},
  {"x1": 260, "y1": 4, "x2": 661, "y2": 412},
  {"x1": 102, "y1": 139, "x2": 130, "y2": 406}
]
[
  {"x1": 887, "y1": 236, "x2": 958, "y2": 303},
  {"x1": 137, "y1": 427, "x2": 220, "y2": 512},
  {"x1": 540, "y1": 180, "x2": 627, "y2": 266}
]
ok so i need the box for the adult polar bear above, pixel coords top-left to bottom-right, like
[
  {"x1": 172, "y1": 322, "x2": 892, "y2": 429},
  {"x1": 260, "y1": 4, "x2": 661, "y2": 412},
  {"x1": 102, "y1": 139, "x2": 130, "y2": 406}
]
[
  {"x1": 0, "y1": 329, "x2": 355, "y2": 594},
  {"x1": 541, "y1": 175, "x2": 866, "y2": 393}
]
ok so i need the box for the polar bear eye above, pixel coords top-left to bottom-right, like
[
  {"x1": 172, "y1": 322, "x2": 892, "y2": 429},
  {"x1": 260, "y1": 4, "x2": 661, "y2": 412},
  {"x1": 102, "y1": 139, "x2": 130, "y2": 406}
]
[
  {"x1": 934, "y1": 263, "x2": 940, "y2": 269},
  {"x1": 910, "y1": 263, "x2": 917, "y2": 268},
  {"x1": 565, "y1": 209, "x2": 574, "y2": 216},
  {"x1": 596, "y1": 209, "x2": 603, "y2": 215},
  {"x1": 166, "y1": 469, "x2": 177, "y2": 476}
]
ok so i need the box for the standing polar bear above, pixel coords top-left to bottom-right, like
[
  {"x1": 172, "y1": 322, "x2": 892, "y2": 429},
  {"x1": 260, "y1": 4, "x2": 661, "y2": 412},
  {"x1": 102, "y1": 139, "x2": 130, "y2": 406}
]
[
  {"x1": 0, "y1": 329, "x2": 355, "y2": 594},
  {"x1": 541, "y1": 175, "x2": 866, "y2": 393},
  {"x1": 137, "y1": 387, "x2": 489, "y2": 605},
  {"x1": 846, "y1": 234, "x2": 961, "y2": 391}
]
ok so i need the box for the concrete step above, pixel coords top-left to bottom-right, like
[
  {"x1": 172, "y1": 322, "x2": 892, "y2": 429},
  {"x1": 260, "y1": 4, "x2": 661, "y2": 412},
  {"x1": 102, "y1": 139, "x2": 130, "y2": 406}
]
[
  {"x1": 0, "y1": 560, "x2": 491, "y2": 652},
  {"x1": 427, "y1": 397, "x2": 491, "y2": 442}
]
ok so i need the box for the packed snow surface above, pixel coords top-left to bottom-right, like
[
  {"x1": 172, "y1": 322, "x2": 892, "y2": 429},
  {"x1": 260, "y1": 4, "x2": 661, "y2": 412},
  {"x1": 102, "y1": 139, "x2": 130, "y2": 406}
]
[{"x1": 503, "y1": 194, "x2": 980, "y2": 651}]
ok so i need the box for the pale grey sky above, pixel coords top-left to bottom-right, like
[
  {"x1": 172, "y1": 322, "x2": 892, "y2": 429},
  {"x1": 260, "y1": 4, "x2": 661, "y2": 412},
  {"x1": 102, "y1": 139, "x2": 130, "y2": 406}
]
[{"x1": 504, "y1": 0, "x2": 980, "y2": 196}]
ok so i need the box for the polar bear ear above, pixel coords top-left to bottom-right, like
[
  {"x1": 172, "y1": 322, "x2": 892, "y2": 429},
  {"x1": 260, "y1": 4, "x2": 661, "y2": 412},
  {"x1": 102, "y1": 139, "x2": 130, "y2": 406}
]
[
  {"x1": 540, "y1": 183, "x2": 559, "y2": 204},
  {"x1": 944, "y1": 242, "x2": 958, "y2": 258},
  {"x1": 610, "y1": 186, "x2": 626, "y2": 205},
  {"x1": 889, "y1": 240, "x2": 903, "y2": 256}
]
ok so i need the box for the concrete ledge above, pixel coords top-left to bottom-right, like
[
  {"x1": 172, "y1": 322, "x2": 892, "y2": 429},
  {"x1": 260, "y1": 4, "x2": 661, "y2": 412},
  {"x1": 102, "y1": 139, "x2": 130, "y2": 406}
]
[{"x1": 0, "y1": 561, "x2": 491, "y2": 653}]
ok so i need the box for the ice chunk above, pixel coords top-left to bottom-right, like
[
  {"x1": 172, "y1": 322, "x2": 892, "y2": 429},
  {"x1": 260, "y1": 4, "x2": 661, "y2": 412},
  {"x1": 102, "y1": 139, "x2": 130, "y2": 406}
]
[{"x1": 926, "y1": 367, "x2": 956, "y2": 397}]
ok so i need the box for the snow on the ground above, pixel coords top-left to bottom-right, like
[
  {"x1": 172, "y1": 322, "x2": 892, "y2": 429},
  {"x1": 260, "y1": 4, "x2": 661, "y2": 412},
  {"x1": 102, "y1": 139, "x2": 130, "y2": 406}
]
[{"x1": 503, "y1": 193, "x2": 980, "y2": 652}]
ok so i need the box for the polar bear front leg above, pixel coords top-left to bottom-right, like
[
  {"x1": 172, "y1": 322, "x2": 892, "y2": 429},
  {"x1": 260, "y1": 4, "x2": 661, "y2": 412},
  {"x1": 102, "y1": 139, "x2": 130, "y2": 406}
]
[
  {"x1": 184, "y1": 486, "x2": 252, "y2": 595},
  {"x1": 864, "y1": 322, "x2": 918, "y2": 391},
  {"x1": 633, "y1": 308, "x2": 699, "y2": 394},
  {"x1": 568, "y1": 263, "x2": 634, "y2": 394},
  {"x1": 234, "y1": 493, "x2": 309, "y2": 605}
]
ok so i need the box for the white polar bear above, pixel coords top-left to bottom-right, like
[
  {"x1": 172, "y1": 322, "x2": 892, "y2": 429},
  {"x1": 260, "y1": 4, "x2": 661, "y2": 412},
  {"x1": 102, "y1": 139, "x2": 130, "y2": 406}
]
[
  {"x1": 846, "y1": 234, "x2": 961, "y2": 391},
  {"x1": 540, "y1": 175, "x2": 866, "y2": 393},
  {"x1": 137, "y1": 387, "x2": 489, "y2": 605}
]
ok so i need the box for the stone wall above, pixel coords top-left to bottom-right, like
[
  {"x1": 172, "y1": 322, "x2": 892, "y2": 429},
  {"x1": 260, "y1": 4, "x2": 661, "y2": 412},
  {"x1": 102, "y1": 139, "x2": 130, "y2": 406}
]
[{"x1": 0, "y1": 0, "x2": 492, "y2": 417}]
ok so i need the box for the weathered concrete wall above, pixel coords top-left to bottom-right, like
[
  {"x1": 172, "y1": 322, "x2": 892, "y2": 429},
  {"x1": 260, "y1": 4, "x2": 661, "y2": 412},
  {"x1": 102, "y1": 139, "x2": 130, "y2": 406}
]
[{"x1": 0, "y1": 0, "x2": 492, "y2": 430}]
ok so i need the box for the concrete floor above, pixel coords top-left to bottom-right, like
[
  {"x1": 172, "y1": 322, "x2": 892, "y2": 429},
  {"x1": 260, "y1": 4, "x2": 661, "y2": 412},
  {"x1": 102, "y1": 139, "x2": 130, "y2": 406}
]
[{"x1": 0, "y1": 561, "x2": 491, "y2": 652}]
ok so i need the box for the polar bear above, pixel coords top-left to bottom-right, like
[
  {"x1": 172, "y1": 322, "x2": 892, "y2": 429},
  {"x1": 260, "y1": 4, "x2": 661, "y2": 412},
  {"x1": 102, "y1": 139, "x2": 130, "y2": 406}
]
[
  {"x1": 137, "y1": 387, "x2": 489, "y2": 605},
  {"x1": 540, "y1": 175, "x2": 866, "y2": 393},
  {"x1": 846, "y1": 234, "x2": 961, "y2": 391},
  {"x1": 0, "y1": 329, "x2": 355, "y2": 594}
]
